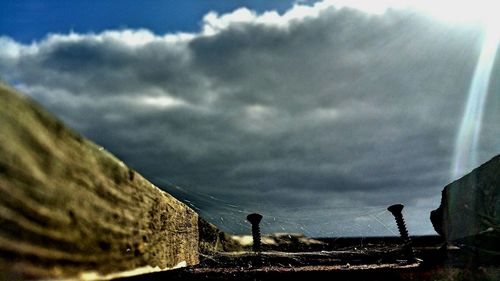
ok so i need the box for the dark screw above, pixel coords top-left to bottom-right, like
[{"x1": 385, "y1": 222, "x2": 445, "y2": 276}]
[
  {"x1": 387, "y1": 204, "x2": 409, "y2": 241},
  {"x1": 247, "y1": 213, "x2": 263, "y2": 253},
  {"x1": 387, "y1": 204, "x2": 416, "y2": 261}
]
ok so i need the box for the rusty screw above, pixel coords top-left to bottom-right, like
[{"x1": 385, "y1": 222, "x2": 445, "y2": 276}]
[
  {"x1": 247, "y1": 213, "x2": 263, "y2": 253},
  {"x1": 387, "y1": 203, "x2": 416, "y2": 261}
]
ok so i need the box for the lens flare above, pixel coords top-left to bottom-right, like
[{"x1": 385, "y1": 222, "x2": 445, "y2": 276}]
[{"x1": 451, "y1": 29, "x2": 499, "y2": 180}]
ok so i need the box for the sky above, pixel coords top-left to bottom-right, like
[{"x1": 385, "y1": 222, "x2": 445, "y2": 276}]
[{"x1": 0, "y1": 0, "x2": 499, "y2": 237}]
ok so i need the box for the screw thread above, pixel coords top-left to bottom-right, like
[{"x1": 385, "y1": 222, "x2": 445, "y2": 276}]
[
  {"x1": 247, "y1": 213, "x2": 263, "y2": 253},
  {"x1": 394, "y1": 215, "x2": 410, "y2": 241},
  {"x1": 251, "y1": 224, "x2": 261, "y2": 252}
]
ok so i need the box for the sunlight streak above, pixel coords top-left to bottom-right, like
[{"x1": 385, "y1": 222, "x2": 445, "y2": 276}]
[{"x1": 451, "y1": 29, "x2": 499, "y2": 179}]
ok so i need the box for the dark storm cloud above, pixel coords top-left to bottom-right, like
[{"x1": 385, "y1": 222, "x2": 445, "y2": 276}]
[{"x1": 1, "y1": 2, "x2": 498, "y2": 235}]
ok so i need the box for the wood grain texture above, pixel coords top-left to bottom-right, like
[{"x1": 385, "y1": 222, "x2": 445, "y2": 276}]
[{"x1": 0, "y1": 84, "x2": 199, "y2": 280}]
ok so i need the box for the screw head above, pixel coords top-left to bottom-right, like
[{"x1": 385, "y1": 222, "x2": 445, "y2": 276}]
[
  {"x1": 387, "y1": 204, "x2": 404, "y2": 214},
  {"x1": 247, "y1": 213, "x2": 263, "y2": 225}
]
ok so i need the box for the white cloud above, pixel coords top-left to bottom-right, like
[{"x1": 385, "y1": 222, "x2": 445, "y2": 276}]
[
  {"x1": 0, "y1": 37, "x2": 22, "y2": 58},
  {"x1": 138, "y1": 95, "x2": 188, "y2": 108}
]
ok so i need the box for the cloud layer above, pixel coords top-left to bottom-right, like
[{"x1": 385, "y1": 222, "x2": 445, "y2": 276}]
[{"x1": 1, "y1": 2, "x2": 499, "y2": 236}]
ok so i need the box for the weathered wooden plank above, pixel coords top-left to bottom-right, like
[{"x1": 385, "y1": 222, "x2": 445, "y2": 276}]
[
  {"x1": 431, "y1": 155, "x2": 500, "y2": 250},
  {"x1": 0, "y1": 84, "x2": 199, "y2": 280}
]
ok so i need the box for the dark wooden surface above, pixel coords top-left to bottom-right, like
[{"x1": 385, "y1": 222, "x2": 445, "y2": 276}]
[
  {"x1": 431, "y1": 154, "x2": 500, "y2": 246},
  {"x1": 117, "y1": 236, "x2": 500, "y2": 281}
]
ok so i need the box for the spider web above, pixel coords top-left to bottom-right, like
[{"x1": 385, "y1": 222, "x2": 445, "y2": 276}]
[{"x1": 157, "y1": 179, "x2": 401, "y2": 239}]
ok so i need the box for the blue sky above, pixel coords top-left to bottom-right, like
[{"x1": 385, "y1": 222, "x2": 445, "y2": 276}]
[
  {"x1": 0, "y1": 0, "x2": 309, "y2": 43},
  {"x1": 1, "y1": 1, "x2": 499, "y2": 237}
]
